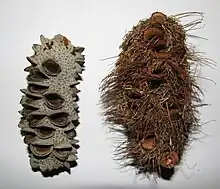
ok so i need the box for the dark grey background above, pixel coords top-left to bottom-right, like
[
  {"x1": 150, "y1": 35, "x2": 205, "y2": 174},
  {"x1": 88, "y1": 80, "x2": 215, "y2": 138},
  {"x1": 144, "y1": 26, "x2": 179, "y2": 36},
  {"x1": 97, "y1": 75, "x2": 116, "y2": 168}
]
[{"x1": 0, "y1": 0, "x2": 219, "y2": 188}]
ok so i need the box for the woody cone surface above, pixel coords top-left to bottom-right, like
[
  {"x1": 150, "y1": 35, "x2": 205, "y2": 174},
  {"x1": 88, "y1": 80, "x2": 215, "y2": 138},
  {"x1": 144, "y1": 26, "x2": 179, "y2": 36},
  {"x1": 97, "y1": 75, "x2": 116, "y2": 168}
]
[
  {"x1": 100, "y1": 12, "x2": 210, "y2": 180},
  {"x1": 19, "y1": 34, "x2": 85, "y2": 177}
]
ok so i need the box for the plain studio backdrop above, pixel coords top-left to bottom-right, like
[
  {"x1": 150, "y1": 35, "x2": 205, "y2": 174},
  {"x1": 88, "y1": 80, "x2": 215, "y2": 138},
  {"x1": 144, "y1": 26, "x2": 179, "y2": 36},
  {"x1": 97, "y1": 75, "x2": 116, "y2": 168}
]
[{"x1": 0, "y1": 0, "x2": 219, "y2": 189}]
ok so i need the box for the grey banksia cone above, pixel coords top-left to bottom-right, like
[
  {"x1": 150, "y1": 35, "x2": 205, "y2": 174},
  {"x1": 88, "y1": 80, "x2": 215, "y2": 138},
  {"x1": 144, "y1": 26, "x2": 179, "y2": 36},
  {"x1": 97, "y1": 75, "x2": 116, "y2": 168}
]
[{"x1": 18, "y1": 34, "x2": 85, "y2": 177}]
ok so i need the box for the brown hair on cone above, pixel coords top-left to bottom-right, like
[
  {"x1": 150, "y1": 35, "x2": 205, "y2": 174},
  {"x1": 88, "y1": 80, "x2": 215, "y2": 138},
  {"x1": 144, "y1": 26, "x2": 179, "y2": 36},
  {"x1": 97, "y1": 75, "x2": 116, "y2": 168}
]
[{"x1": 100, "y1": 12, "x2": 212, "y2": 180}]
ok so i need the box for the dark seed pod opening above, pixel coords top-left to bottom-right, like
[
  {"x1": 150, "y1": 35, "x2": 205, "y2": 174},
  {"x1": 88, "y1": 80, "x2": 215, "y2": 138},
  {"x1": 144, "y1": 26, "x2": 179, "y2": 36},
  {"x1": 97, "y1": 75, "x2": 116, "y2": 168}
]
[
  {"x1": 28, "y1": 114, "x2": 46, "y2": 126},
  {"x1": 28, "y1": 84, "x2": 49, "y2": 94},
  {"x1": 146, "y1": 68, "x2": 165, "y2": 90},
  {"x1": 44, "y1": 92, "x2": 64, "y2": 110},
  {"x1": 30, "y1": 144, "x2": 53, "y2": 157},
  {"x1": 148, "y1": 79, "x2": 164, "y2": 90},
  {"x1": 48, "y1": 112, "x2": 69, "y2": 127},
  {"x1": 42, "y1": 59, "x2": 61, "y2": 76},
  {"x1": 27, "y1": 68, "x2": 49, "y2": 82},
  {"x1": 36, "y1": 126, "x2": 55, "y2": 139},
  {"x1": 19, "y1": 107, "x2": 38, "y2": 117}
]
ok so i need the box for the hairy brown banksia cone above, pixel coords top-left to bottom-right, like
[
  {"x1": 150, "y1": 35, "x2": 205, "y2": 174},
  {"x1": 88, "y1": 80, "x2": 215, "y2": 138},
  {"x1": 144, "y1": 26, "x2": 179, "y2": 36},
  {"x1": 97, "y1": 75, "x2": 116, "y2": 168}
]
[
  {"x1": 100, "y1": 12, "x2": 212, "y2": 180},
  {"x1": 18, "y1": 34, "x2": 85, "y2": 177}
]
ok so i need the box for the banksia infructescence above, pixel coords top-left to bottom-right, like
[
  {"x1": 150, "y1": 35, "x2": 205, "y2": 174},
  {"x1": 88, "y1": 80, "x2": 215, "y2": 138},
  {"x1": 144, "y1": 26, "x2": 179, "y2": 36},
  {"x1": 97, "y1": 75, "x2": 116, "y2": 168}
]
[
  {"x1": 100, "y1": 12, "x2": 212, "y2": 180},
  {"x1": 18, "y1": 34, "x2": 85, "y2": 177}
]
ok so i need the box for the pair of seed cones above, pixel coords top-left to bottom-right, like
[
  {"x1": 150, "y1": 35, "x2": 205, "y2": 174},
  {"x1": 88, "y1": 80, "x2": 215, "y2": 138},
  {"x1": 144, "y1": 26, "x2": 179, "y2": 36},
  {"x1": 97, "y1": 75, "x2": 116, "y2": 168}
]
[{"x1": 19, "y1": 12, "x2": 210, "y2": 180}]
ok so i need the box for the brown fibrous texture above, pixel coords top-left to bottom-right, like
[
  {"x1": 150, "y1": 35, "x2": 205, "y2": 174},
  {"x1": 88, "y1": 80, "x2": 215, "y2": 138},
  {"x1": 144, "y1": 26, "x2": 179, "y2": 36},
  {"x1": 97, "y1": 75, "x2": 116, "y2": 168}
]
[{"x1": 100, "y1": 12, "x2": 210, "y2": 180}]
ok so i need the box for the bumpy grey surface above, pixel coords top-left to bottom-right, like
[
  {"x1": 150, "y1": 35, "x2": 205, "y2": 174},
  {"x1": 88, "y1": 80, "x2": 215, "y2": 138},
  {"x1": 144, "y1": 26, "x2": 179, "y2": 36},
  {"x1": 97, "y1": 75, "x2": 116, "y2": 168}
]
[{"x1": 18, "y1": 34, "x2": 85, "y2": 176}]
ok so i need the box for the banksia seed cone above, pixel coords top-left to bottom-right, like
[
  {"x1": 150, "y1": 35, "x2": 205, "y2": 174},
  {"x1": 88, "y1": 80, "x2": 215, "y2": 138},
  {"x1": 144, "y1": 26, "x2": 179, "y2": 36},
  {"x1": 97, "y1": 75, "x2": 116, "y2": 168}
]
[
  {"x1": 18, "y1": 34, "x2": 85, "y2": 177},
  {"x1": 100, "y1": 12, "x2": 211, "y2": 180}
]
